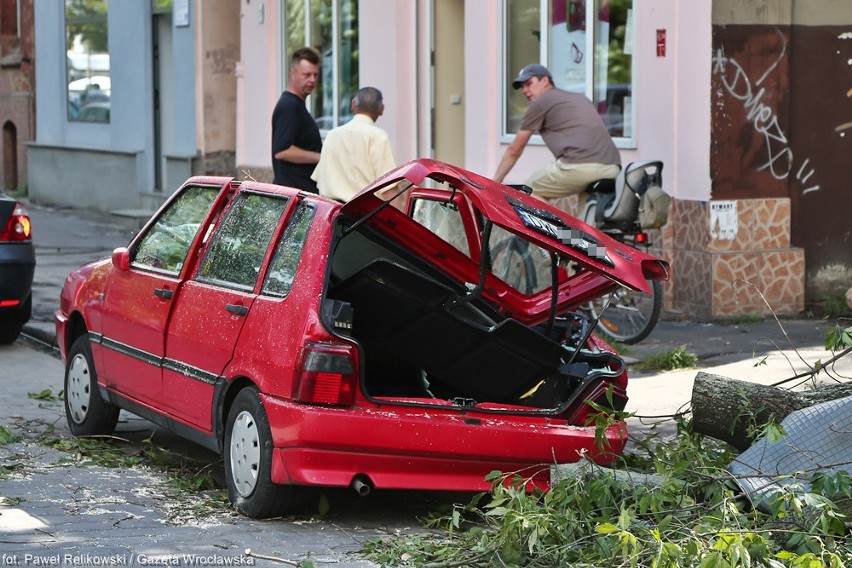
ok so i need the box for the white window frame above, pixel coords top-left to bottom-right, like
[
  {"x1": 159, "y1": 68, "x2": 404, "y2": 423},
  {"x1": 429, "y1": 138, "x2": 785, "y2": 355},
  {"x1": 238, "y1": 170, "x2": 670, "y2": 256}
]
[
  {"x1": 279, "y1": 0, "x2": 352, "y2": 132},
  {"x1": 500, "y1": 0, "x2": 636, "y2": 149}
]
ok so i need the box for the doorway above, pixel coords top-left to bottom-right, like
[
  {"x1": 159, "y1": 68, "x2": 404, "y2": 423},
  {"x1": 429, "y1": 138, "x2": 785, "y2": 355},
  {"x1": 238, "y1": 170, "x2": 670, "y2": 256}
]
[
  {"x1": 2, "y1": 121, "x2": 17, "y2": 191},
  {"x1": 432, "y1": 0, "x2": 465, "y2": 167},
  {"x1": 152, "y1": 10, "x2": 174, "y2": 192}
]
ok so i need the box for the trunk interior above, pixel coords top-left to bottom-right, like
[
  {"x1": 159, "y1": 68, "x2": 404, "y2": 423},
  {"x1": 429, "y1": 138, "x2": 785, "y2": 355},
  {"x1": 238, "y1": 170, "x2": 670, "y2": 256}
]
[{"x1": 324, "y1": 220, "x2": 625, "y2": 416}]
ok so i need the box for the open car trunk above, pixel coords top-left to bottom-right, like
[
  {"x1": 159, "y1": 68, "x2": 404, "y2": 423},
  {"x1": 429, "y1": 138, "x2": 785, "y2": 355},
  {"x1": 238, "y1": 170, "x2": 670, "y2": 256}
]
[
  {"x1": 321, "y1": 159, "x2": 669, "y2": 420},
  {"x1": 324, "y1": 219, "x2": 627, "y2": 420}
]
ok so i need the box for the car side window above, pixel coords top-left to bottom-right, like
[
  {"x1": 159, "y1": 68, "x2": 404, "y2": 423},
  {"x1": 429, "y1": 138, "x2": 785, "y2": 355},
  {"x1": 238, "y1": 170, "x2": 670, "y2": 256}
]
[
  {"x1": 411, "y1": 198, "x2": 471, "y2": 256},
  {"x1": 197, "y1": 192, "x2": 289, "y2": 290},
  {"x1": 262, "y1": 203, "x2": 315, "y2": 298},
  {"x1": 133, "y1": 186, "x2": 219, "y2": 273}
]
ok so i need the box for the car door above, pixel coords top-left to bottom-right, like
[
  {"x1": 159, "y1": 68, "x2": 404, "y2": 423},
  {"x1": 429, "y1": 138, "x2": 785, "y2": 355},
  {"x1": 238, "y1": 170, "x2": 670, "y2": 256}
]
[
  {"x1": 99, "y1": 182, "x2": 229, "y2": 407},
  {"x1": 162, "y1": 190, "x2": 293, "y2": 431}
]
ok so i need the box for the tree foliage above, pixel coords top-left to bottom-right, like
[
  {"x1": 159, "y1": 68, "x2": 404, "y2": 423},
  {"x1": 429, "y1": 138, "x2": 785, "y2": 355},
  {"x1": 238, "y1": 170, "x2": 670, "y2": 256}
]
[
  {"x1": 363, "y1": 416, "x2": 851, "y2": 567},
  {"x1": 65, "y1": 0, "x2": 108, "y2": 53}
]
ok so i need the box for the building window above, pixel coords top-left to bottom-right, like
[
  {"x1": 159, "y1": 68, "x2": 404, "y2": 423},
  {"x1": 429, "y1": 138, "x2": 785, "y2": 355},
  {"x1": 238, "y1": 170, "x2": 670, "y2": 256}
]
[
  {"x1": 65, "y1": 0, "x2": 110, "y2": 123},
  {"x1": 0, "y1": 0, "x2": 18, "y2": 38},
  {"x1": 504, "y1": 0, "x2": 633, "y2": 142},
  {"x1": 284, "y1": 0, "x2": 359, "y2": 131}
]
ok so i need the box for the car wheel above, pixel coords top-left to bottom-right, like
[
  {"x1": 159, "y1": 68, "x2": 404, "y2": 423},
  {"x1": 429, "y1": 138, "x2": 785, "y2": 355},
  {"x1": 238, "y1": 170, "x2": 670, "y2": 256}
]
[
  {"x1": 64, "y1": 335, "x2": 119, "y2": 436},
  {"x1": 0, "y1": 318, "x2": 23, "y2": 344},
  {"x1": 0, "y1": 296, "x2": 29, "y2": 344},
  {"x1": 224, "y1": 387, "x2": 293, "y2": 518}
]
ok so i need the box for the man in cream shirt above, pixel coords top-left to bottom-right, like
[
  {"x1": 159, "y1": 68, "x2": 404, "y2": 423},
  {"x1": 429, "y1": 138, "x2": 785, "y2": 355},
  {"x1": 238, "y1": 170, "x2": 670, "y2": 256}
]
[{"x1": 311, "y1": 87, "x2": 396, "y2": 202}]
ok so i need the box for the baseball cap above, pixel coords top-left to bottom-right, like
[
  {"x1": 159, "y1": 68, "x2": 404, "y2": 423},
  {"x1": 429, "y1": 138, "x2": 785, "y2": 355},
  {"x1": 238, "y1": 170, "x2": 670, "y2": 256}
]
[{"x1": 512, "y1": 64, "x2": 553, "y2": 89}]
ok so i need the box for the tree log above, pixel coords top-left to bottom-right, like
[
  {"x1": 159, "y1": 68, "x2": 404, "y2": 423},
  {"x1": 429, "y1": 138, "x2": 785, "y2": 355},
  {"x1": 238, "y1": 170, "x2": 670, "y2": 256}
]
[{"x1": 691, "y1": 372, "x2": 852, "y2": 450}]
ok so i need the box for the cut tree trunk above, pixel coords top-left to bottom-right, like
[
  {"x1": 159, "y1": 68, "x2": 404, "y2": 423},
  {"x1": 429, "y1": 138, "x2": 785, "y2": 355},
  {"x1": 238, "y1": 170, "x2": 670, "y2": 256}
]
[{"x1": 690, "y1": 372, "x2": 852, "y2": 450}]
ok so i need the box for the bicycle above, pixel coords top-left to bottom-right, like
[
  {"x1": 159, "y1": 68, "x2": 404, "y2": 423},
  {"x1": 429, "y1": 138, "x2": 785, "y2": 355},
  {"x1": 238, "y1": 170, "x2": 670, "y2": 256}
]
[{"x1": 579, "y1": 160, "x2": 669, "y2": 344}]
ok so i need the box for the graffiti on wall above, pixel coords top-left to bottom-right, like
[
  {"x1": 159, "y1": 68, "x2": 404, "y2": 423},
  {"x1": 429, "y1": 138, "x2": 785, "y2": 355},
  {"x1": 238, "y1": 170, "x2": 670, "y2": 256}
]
[
  {"x1": 711, "y1": 20, "x2": 852, "y2": 291},
  {"x1": 712, "y1": 29, "x2": 820, "y2": 195}
]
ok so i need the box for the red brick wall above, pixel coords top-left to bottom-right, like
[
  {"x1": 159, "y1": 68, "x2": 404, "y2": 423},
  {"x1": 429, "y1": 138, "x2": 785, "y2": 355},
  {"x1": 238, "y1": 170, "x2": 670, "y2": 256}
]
[{"x1": 0, "y1": 0, "x2": 34, "y2": 191}]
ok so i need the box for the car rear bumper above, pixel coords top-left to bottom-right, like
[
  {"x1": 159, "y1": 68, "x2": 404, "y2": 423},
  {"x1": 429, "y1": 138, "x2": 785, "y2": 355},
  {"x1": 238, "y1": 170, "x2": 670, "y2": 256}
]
[
  {"x1": 0, "y1": 242, "x2": 35, "y2": 314},
  {"x1": 262, "y1": 393, "x2": 626, "y2": 490}
]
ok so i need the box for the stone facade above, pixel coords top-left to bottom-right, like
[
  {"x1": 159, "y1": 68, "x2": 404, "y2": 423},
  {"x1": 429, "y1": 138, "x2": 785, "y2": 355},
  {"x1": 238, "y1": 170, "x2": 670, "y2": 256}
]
[
  {"x1": 665, "y1": 197, "x2": 804, "y2": 319},
  {"x1": 549, "y1": 192, "x2": 804, "y2": 319}
]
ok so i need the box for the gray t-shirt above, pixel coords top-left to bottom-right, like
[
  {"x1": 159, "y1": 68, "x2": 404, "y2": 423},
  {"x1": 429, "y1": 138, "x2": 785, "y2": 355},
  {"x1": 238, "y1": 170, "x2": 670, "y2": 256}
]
[{"x1": 520, "y1": 88, "x2": 621, "y2": 166}]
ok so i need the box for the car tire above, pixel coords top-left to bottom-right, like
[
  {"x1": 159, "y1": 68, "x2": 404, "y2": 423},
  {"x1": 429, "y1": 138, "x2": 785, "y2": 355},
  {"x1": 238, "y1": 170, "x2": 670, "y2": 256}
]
[
  {"x1": 0, "y1": 296, "x2": 30, "y2": 344},
  {"x1": 64, "y1": 335, "x2": 119, "y2": 436},
  {"x1": 0, "y1": 318, "x2": 23, "y2": 344},
  {"x1": 224, "y1": 387, "x2": 293, "y2": 519}
]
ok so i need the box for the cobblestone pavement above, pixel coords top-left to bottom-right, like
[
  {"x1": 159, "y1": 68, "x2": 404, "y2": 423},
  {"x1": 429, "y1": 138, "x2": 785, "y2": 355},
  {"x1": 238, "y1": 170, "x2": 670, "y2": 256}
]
[{"x1": 0, "y1": 341, "x2": 450, "y2": 567}]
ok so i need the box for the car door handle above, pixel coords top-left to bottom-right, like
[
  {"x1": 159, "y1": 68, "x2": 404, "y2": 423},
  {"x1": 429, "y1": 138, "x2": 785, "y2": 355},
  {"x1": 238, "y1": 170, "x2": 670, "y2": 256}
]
[
  {"x1": 154, "y1": 288, "x2": 173, "y2": 300},
  {"x1": 226, "y1": 304, "x2": 248, "y2": 317}
]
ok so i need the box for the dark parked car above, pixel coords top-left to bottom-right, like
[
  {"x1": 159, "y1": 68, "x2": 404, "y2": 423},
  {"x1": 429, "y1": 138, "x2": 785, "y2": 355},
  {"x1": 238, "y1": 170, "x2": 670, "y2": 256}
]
[
  {"x1": 74, "y1": 102, "x2": 110, "y2": 123},
  {"x1": 0, "y1": 191, "x2": 34, "y2": 343},
  {"x1": 57, "y1": 159, "x2": 668, "y2": 518}
]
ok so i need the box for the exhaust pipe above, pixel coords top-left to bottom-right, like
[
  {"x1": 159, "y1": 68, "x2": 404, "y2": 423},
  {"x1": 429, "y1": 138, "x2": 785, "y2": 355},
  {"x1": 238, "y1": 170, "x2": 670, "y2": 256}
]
[{"x1": 351, "y1": 475, "x2": 372, "y2": 497}]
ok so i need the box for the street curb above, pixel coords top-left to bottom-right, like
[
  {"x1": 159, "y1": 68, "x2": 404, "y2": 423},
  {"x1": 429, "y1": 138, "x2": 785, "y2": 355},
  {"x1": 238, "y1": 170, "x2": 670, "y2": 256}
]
[{"x1": 22, "y1": 321, "x2": 60, "y2": 354}]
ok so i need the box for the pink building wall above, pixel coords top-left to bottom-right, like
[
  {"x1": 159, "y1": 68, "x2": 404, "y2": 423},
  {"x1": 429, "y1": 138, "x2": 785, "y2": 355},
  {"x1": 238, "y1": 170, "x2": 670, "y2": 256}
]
[{"x1": 235, "y1": 0, "x2": 713, "y2": 202}]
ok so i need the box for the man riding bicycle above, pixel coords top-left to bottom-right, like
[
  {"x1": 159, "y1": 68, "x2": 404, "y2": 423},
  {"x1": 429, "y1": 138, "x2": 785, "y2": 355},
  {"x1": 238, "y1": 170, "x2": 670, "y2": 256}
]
[{"x1": 493, "y1": 64, "x2": 621, "y2": 203}]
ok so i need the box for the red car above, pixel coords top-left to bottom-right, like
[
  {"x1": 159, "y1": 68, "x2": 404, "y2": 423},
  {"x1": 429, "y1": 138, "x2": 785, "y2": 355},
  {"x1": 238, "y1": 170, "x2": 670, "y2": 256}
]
[{"x1": 56, "y1": 159, "x2": 668, "y2": 518}]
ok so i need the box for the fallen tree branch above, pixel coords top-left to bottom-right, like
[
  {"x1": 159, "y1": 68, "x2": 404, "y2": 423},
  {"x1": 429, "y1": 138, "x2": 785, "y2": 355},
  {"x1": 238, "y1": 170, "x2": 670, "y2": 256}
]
[
  {"x1": 691, "y1": 372, "x2": 852, "y2": 450},
  {"x1": 771, "y1": 345, "x2": 852, "y2": 388}
]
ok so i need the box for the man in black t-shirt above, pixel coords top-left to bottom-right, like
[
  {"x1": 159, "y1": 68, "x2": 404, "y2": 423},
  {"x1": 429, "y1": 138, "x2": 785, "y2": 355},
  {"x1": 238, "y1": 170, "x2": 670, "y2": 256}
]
[{"x1": 271, "y1": 47, "x2": 322, "y2": 193}]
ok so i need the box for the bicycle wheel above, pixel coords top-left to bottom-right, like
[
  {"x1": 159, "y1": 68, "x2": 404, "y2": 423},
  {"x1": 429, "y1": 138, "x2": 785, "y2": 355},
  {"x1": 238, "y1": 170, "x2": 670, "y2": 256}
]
[{"x1": 587, "y1": 279, "x2": 662, "y2": 344}]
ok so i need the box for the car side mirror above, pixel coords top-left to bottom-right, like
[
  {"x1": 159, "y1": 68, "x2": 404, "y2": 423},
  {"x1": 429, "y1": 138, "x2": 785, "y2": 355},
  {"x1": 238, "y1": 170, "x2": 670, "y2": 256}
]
[{"x1": 112, "y1": 247, "x2": 131, "y2": 271}]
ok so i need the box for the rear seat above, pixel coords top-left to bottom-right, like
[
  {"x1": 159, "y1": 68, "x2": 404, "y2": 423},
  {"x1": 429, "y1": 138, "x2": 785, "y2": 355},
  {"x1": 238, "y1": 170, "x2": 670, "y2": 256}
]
[{"x1": 330, "y1": 258, "x2": 566, "y2": 402}]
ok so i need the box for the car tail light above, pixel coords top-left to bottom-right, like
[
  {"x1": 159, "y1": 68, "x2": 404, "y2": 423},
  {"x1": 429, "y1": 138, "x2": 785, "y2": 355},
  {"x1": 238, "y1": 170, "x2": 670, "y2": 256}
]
[
  {"x1": 634, "y1": 232, "x2": 648, "y2": 244},
  {"x1": 293, "y1": 342, "x2": 358, "y2": 406},
  {"x1": 641, "y1": 259, "x2": 669, "y2": 281},
  {"x1": 0, "y1": 202, "x2": 32, "y2": 242}
]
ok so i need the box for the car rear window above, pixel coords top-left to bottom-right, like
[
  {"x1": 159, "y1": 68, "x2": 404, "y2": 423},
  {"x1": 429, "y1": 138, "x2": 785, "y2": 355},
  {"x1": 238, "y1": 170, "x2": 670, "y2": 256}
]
[
  {"x1": 487, "y1": 225, "x2": 555, "y2": 296},
  {"x1": 411, "y1": 198, "x2": 471, "y2": 256},
  {"x1": 197, "y1": 192, "x2": 289, "y2": 290}
]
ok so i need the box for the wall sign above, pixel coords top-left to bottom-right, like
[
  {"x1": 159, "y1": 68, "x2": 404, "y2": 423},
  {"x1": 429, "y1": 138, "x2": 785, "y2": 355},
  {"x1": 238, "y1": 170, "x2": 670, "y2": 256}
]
[
  {"x1": 174, "y1": 0, "x2": 190, "y2": 27},
  {"x1": 656, "y1": 29, "x2": 666, "y2": 57},
  {"x1": 710, "y1": 201, "x2": 738, "y2": 241}
]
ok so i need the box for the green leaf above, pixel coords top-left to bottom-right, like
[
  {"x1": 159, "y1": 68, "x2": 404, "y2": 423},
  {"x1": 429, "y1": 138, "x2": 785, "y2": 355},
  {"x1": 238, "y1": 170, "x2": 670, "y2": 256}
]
[
  {"x1": 485, "y1": 470, "x2": 504, "y2": 482},
  {"x1": 697, "y1": 551, "x2": 725, "y2": 568},
  {"x1": 595, "y1": 522, "x2": 619, "y2": 534},
  {"x1": 527, "y1": 527, "x2": 538, "y2": 553},
  {"x1": 27, "y1": 389, "x2": 63, "y2": 401},
  {"x1": 763, "y1": 422, "x2": 786, "y2": 443},
  {"x1": 0, "y1": 426, "x2": 19, "y2": 445}
]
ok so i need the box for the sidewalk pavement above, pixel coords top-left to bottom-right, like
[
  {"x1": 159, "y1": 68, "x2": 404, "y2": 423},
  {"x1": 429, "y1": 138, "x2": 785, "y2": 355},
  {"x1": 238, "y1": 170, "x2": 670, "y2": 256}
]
[
  {"x1": 8, "y1": 200, "x2": 851, "y2": 563},
  {"x1": 22, "y1": 200, "x2": 852, "y2": 426}
]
